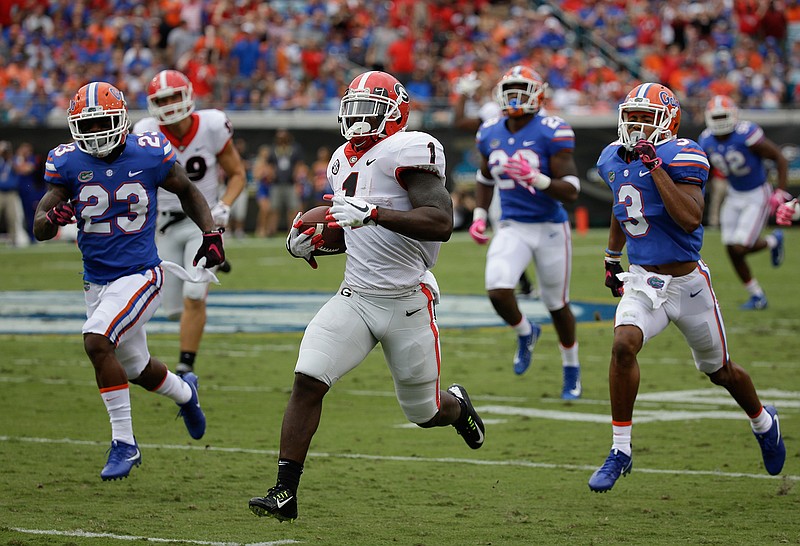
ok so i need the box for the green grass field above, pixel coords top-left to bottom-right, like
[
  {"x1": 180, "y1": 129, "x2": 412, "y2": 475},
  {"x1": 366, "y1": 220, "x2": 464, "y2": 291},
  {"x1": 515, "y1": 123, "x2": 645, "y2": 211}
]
[{"x1": 1, "y1": 227, "x2": 798, "y2": 545}]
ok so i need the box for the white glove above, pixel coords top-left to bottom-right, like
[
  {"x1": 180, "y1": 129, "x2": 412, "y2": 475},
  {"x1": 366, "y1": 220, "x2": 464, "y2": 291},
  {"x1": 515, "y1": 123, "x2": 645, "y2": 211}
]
[
  {"x1": 325, "y1": 194, "x2": 378, "y2": 228},
  {"x1": 285, "y1": 212, "x2": 321, "y2": 269},
  {"x1": 210, "y1": 201, "x2": 231, "y2": 227},
  {"x1": 455, "y1": 72, "x2": 481, "y2": 98}
]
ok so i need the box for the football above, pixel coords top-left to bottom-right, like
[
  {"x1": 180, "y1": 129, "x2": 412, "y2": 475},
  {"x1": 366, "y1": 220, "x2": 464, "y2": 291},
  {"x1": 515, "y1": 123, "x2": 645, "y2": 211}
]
[{"x1": 298, "y1": 205, "x2": 346, "y2": 256}]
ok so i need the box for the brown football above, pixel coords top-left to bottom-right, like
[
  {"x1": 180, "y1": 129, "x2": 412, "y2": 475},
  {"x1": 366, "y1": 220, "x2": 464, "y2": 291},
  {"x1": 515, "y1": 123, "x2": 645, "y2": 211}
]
[{"x1": 298, "y1": 205, "x2": 346, "y2": 256}]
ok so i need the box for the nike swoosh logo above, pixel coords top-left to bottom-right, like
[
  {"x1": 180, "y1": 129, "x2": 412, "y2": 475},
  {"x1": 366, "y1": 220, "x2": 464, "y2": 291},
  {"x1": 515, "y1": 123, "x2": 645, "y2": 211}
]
[
  {"x1": 689, "y1": 289, "x2": 702, "y2": 298},
  {"x1": 639, "y1": 170, "x2": 650, "y2": 177},
  {"x1": 127, "y1": 449, "x2": 140, "y2": 462},
  {"x1": 366, "y1": 158, "x2": 377, "y2": 166},
  {"x1": 208, "y1": 244, "x2": 221, "y2": 259},
  {"x1": 276, "y1": 496, "x2": 294, "y2": 508},
  {"x1": 773, "y1": 413, "x2": 781, "y2": 444},
  {"x1": 351, "y1": 203, "x2": 369, "y2": 213},
  {"x1": 473, "y1": 419, "x2": 485, "y2": 444},
  {"x1": 523, "y1": 140, "x2": 536, "y2": 146},
  {"x1": 406, "y1": 308, "x2": 424, "y2": 316},
  {"x1": 128, "y1": 170, "x2": 143, "y2": 177},
  {"x1": 104, "y1": 396, "x2": 119, "y2": 402}
]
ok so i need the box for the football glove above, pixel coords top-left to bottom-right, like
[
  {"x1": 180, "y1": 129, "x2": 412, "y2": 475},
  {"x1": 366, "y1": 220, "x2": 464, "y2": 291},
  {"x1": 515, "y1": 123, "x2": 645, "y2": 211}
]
[
  {"x1": 632, "y1": 140, "x2": 662, "y2": 172},
  {"x1": 503, "y1": 156, "x2": 551, "y2": 190},
  {"x1": 776, "y1": 198, "x2": 800, "y2": 226},
  {"x1": 469, "y1": 218, "x2": 489, "y2": 244},
  {"x1": 324, "y1": 194, "x2": 377, "y2": 228},
  {"x1": 455, "y1": 72, "x2": 481, "y2": 98},
  {"x1": 193, "y1": 228, "x2": 225, "y2": 268},
  {"x1": 285, "y1": 212, "x2": 322, "y2": 269},
  {"x1": 768, "y1": 189, "x2": 792, "y2": 216},
  {"x1": 46, "y1": 201, "x2": 76, "y2": 226},
  {"x1": 210, "y1": 201, "x2": 231, "y2": 227},
  {"x1": 604, "y1": 257, "x2": 625, "y2": 298}
]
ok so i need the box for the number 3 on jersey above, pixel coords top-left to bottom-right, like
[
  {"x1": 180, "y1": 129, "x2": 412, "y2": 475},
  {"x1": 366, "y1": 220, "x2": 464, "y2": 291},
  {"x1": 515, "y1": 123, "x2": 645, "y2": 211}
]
[{"x1": 617, "y1": 184, "x2": 649, "y2": 237}]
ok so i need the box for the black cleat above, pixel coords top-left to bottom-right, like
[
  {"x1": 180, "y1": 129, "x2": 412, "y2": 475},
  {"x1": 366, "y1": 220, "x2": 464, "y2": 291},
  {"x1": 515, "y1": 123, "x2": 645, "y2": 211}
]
[
  {"x1": 447, "y1": 384, "x2": 485, "y2": 449},
  {"x1": 249, "y1": 484, "x2": 298, "y2": 522}
]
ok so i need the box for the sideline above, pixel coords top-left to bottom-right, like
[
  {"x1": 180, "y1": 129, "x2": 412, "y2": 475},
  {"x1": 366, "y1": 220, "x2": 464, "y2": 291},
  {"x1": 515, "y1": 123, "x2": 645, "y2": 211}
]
[
  {"x1": 1, "y1": 435, "x2": 796, "y2": 482},
  {"x1": 0, "y1": 290, "x2": 617, "y2": 334}
]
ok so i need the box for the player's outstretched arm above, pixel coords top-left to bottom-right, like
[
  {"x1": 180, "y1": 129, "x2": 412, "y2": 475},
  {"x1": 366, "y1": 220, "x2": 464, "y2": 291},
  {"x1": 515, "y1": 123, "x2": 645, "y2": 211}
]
[{"x1": 33, "y1": 183, "x2": 73, "y2": 241}]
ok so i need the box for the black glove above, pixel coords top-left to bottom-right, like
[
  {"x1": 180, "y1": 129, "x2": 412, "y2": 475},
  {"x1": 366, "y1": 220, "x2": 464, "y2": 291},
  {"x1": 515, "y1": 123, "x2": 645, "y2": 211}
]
[
  {"x1": 632, "y1": 139, "x2": 662, "y2": 172},
  {"x1": 46, "y1": 201, "x2": 76, "y2": 226},
  {"x1": 193, "y1": 228, "x2": 225, "y2": 268},
  {"x1": 604, "y1": 257, "x2": 624, "y2": 297}
]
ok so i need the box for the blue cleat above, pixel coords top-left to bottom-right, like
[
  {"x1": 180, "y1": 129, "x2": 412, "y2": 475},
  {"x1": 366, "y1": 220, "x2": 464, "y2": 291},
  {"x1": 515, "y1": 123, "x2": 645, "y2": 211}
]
[
  {"x1": 100, "y1": 439, "x2": 141, "y2": 481},
  {"x1": 177, "y1": 372, "x2": 206, "y2": 440},
  {"x1": 513, "y1": 321, "x2": 541, "y2": 375},
  {"x1": 771, "y1": 230, "x2": 784, "y2": 267},
  {"x1": 754, "y1": 405, "x2": 785, "y2": 475},
  {"x1": 561, "y1": 366, "x2": 582, "y2": 400},
  {"x1": 588, "y1": 448, "x2": 632, "y2": 493},
  {"x1": 740, "y1": 294, "x2": 768, "y2": 311}
]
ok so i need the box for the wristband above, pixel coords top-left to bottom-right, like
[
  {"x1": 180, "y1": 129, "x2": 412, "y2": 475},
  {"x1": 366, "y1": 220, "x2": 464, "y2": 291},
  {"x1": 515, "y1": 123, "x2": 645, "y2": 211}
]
[
  {"x1": 534, "y1": 172, "x2": 551, "y2": 190},
  {"x1": 605, "y1": 248, "x2": 623, "y2": 258},
  {"x1": 472, "y1": 207, "x2": 488, "y2": 223},
  {"x1": 203, "y1": 227, "x2": 225, "y2": 235}
]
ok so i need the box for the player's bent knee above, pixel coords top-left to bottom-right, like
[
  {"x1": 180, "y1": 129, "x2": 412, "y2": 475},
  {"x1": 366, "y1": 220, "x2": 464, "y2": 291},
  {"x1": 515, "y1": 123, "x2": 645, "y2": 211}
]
[{"x1": 83, "y1": 333, "x2": 114, "y2": 362}]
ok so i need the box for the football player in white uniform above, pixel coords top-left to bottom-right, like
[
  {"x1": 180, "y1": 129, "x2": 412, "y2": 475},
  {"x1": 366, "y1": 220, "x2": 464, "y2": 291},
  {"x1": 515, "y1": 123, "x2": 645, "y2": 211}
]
[
  {"x1": 249, "y1": 71, "x2": 485, "y2": 523},
  {"x1": 470, "y1": 66, "x2": 582, "y2": 398},
  {"x1": 133, "y1": 70, "x2": 246, "y2": 377}
]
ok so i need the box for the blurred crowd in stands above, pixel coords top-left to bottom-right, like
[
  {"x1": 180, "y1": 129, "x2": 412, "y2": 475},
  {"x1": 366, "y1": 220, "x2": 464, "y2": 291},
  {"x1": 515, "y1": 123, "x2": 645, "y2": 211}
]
[{"x1": 0, "y1": 0, "x2": 799, "y2": 127}]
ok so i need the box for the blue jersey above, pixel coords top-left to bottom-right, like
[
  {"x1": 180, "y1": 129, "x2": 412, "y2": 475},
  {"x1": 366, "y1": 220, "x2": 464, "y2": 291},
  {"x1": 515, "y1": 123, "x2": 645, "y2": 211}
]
[
  {"x1": 44, "y1": 132, "x2": 177, "y2": 284},
  {"x1": 596, "y1": 138, "x2": 709, "y2": 265},
  {"x1": 476, "y1": 113, "x2": 574, "y2": 223},
  {"x1": 697, "y1": 121, "x2": 768, "y2": 192}
]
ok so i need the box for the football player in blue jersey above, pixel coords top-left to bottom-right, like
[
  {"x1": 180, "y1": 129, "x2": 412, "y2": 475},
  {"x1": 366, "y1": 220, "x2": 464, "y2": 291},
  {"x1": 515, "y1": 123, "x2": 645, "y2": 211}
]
[
  {"x1": 698, "y1": 95, "x2": 789, "y2": 310},
  {"x1": 32, "y1": 82, "x2": 225, "y2": 481},
  {"x1": 470, "y1": 65, "x2": 582, "y2": 399},
  {"x1": 588, "y1": 83, "x2": 785, "y2": 493}
]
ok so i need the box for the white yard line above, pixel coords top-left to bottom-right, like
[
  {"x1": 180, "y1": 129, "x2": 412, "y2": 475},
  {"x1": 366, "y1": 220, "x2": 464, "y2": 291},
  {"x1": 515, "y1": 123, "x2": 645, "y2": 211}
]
[{"x1": 10, "y1": 528, "x2": 299, "y2": 546}]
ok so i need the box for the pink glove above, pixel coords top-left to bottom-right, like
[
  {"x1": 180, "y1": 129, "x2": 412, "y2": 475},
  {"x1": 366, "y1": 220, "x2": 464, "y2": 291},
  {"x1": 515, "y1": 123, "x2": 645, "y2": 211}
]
[
  {"x1": 776, "y1": 199, "x2": 799, "y2": 226},
  {"x1": 504, "y1": 156, "x2": 551, "y2": 190},
  {"x1": 469, "y1": 218, "x2": 489, "y2": 244},
  {"x1": 768, "y1": 189, "x2": 792, "y2": 216}
]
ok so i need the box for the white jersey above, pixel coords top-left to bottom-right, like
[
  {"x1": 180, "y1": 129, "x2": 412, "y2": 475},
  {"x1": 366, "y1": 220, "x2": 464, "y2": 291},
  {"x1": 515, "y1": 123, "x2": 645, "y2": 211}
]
[
  {"x1": 328, "y1": 131, "x2": 446, "y2": 292},
  {"x1": 133, "y1": 109, "x2": 232, "y2": 212}
]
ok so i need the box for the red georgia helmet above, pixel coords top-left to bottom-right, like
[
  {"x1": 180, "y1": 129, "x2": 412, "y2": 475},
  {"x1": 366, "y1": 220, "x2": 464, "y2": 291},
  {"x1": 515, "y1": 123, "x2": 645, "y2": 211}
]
[
  {"x1": 146, "y1": 69, "x2": 195, "y2": 124},
  {"x1": 67, "y1": 81, "x2": 129, "y2": 157},
  {"x1": 617, "y1": 82, "x2": 681, "y2": 149},
  {"x1": 338, "y1": 71, "x2": 410, "y2": 146},
  {"x1": 494, "y1": 65, "x2": 548, "y2": 117},
  {"x1": 705, "y1": 95, "x2": 738, "y2": 136}
]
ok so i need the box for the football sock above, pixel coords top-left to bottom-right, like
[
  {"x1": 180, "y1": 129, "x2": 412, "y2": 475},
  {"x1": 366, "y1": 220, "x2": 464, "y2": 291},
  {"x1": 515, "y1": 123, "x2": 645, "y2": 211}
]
[
  {"x1": 765, "y1": 234, "x2": 778, "y2": 249},
  {"x1": 611, "y1": 422, "x2": 632, "y2": 456},
  {"x1": 277, "y1": 458, "x2": 304, "y2": 493},
  {"x1": 744, "y1": 279, "x2": 764, "y2": 298},
  {"x1": 513, "y1": 316, "x2": 532, "y2": 336},
  {"x1": 100, "y1": 384, "x2": 135, "y2": 445},
  {"x1": 749, "y1": 406, "x2": 772, "y2": 433},
  {"x1": 155, "y1": 371, "x2": 193, "y2": 404},
  {"x1": 177, "y1": 351, "x2": 196, "y2": 374},
  {"x1": 559, "y1": 342, "x2": 580, "y2": 368}
]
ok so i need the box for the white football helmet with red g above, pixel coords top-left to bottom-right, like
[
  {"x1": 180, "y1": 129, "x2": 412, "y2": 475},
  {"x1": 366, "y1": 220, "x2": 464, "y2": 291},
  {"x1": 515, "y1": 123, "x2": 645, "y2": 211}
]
[
  {"x1": 67, "y1": 81, "x2": 129, "y2": 157},
  {"x1": 494, "y1": 65, "x2": 548, "y2": 117},
  {"x1": 704, "y1": 95, "x2": 738, "y2": 136},
  {"x1": 146, "y1": 69, "x2": 195, "y2": 125},
  {"x1": 618, "y1": 82, "x2": 681, "y2": 149},
  {"x1": 338, "y1": 71, "x2": 410, "y2": 147}
]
